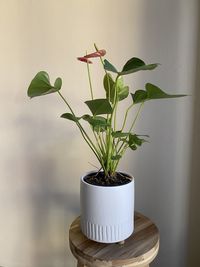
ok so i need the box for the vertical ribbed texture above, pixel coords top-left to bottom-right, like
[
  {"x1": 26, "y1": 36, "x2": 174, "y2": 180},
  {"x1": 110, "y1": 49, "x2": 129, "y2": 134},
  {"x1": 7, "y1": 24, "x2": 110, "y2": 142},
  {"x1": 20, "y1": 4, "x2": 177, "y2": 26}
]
[{"x1": 81, "y1": 220, "x2": 133, "y2": 243}]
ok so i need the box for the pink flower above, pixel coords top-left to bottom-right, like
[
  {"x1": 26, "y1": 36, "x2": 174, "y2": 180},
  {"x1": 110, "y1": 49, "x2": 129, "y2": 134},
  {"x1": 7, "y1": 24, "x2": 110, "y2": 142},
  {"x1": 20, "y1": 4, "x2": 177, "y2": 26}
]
[
  {"x1": 84, "y1": 49, "x2": 106, "y2": 58},
  {"x1": 77, "y1": 49, "x2": 106, "y2": 64},
  {"x1": 77, "y1": 57, "x2": 93, "y2": 64}
]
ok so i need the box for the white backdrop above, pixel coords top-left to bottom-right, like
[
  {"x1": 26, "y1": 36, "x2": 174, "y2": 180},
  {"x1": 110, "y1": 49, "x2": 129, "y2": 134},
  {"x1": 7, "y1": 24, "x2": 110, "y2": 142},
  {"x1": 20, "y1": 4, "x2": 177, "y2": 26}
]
[{"x1": 0, "y1": 1, "x2": 198, "y2": 267}]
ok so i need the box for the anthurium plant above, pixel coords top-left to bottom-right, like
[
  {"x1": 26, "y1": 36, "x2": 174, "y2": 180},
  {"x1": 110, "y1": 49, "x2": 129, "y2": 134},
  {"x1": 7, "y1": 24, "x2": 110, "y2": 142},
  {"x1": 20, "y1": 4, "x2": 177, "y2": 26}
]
[{"x1": 27, "y1": 44, "x2": 186, "y2": 183}]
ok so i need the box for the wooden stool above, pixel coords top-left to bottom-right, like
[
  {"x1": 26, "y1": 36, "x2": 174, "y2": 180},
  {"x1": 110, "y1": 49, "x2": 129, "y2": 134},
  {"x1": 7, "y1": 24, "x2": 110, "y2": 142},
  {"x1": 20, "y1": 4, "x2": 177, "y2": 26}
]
[{"x1": 69, "y1": 212, "x2": 159, "y2": 267}]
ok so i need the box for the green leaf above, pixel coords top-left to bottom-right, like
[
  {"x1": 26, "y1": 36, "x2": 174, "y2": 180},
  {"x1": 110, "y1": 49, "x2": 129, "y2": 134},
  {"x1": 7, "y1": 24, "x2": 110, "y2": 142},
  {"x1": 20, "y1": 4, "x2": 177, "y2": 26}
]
[
  {"x1": 27, "y1": 71, "x2": 62, "y2": 98},
  {"x1": 85, "y1": 98, "x2": 112, "y2": 115},
  {"x1": 128, "y1": 134, "x2": 148, "y2": 150},
  {"x1": 131, "y1": 90, "x2": 148, "y2": 104},
  {"x1": 104, "y1": 59, "x2": 118, "y2": 73},
  {"x1": 112, "y1": 131, "x2": 129, "y2": 138},
  {"x1": 111, "y1": 155, "x2": 122, "y2": 160},
  {"x1": 82, "y1": 115, "x2": 110, "y2": 132},
  {"x1": 122, "y1": 57, "x2": 145, "y2": 72},
  {"x1": 54, "y1": 77, "x2": 62, "y2": 90},
  {"x1": 118, "y1": 85, "x2": 129, "y2": 101},
  {"x1": 60, "y1": 113, "x2": 79, "y2": 122},
  {"x1": 119, "y1": 57, "x2": 159, "y2": 76},
  {"x1": 120, "y1": 63, "x2": 158, "y2": 75},
  {"x1": 145, "y1": 83, "x2": 187, "y2": 100},
  {"x1": 103, "y1": 73, "x2": 115, "y2": 103}
]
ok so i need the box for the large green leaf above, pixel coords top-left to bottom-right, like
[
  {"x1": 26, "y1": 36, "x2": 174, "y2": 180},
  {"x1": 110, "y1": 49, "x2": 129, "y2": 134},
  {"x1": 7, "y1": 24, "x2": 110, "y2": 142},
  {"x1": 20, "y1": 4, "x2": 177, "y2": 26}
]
[
  {"x1": 131, "y1": 83, "x2": 187, "y2": 104},
  {"x1": 85, "y1": 98, "x2": 112, "y2": 115},
  {"x1": 104, "y1": 59, "x2": 118, "y2": 73},
  {"x1": 117, "y1": 57, "x2": 158, "y2": 76},
  {"x1": 122, "y1": 57, "x2": 145, "y2": 72},
  {"x1": 27, "y1": 71, "x2": 62, "y2": 98},
  {"x1": 119, "y1": 63, "x2": 159, "y2": 76},
  {"x1": 145, "y1": 83, "x2": 187, "y2": 99}
]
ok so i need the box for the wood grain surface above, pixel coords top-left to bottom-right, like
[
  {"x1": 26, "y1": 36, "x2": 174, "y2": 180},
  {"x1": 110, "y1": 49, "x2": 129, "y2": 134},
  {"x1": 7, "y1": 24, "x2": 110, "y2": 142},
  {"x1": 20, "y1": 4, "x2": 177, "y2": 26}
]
[{"x1": 69, "y1": 212, "x2": 159, "y2": 267}]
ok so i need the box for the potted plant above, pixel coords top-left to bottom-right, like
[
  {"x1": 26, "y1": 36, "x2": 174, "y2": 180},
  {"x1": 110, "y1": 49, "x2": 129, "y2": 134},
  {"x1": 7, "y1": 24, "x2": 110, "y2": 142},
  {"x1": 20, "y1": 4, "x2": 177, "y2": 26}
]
[{"x1": 27, "y1": 44, "x2": 186, "y2": 243}]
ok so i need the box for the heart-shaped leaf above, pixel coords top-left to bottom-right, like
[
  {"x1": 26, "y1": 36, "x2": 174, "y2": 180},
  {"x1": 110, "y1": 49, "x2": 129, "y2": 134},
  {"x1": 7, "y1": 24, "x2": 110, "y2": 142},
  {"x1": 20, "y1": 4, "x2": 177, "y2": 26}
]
[
  {"x1": 146, "y1": 83, "x2": 187, "y2": 99},
  {"x1": 61, "y1": 113, "x2": 79, "y2": 122},
  {"x1": 131, "y1": 83, "x2": 186, "y2": 104},
  {"x1": 118, "y1": 57, "x2": 159, "y2": 76},
  {"x1": 27, "y1": 71, "x2": 62, "y2": 98},
  {"x1": 122, "y1": 57, "x2": 145, "y2": 72},
  {"x1": 131, "y1": 90, "x2": 148, "y2": 104},
  {"x1": 104, "y1": 59, "x2": 118, "y2": 73},
  {"x1": 82, "y1": 115, "x2": 110, "y2": 132},
  {"x1": 85, "y1": 99, "x2": 112, "y2": 115},
  {"x1": 54, "y1": 77, "x2": 62, "y2": 90}
]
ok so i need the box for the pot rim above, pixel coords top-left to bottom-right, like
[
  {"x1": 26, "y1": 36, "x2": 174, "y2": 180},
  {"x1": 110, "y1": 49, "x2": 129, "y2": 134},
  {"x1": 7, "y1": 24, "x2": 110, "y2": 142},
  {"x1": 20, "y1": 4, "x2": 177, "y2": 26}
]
[{"x1": 81, "y1": 170, "x2": 134, "y2": 188}]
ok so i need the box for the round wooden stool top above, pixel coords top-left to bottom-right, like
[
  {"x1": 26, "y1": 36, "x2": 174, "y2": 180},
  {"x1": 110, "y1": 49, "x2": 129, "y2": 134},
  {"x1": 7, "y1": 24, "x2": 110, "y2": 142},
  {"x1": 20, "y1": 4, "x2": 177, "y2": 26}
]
[{"x1": 69, "y1": 212, "x2": 159, "y2": 267}]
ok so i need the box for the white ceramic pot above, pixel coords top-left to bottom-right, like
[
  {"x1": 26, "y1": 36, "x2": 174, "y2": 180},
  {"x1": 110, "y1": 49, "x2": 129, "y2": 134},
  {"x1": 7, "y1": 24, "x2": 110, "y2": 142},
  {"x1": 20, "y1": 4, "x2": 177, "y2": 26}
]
[{"x1": 80, "y1": 171, "x2": 134, "y2": 243}]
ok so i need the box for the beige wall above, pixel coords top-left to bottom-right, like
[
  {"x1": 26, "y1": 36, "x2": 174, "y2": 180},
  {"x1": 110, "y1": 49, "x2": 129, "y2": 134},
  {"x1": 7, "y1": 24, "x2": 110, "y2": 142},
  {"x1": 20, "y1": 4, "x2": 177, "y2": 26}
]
[{"x1": 0, "y1": 1, "x2": 198, "y2": 266}]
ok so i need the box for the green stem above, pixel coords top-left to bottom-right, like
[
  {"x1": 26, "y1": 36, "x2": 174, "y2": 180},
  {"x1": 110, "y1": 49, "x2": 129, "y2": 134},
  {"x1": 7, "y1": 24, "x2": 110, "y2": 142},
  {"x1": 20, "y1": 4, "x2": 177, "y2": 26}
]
[
  {"x1": 106, "y1": 75, "x2": 119, "y2": 174},
  {"x1": 57, "y1": 91, "x2": 104, "y2": 168},
  {"x1": 129, "y1": 102, "x2": 144, "y2": 132},
  {"x1": 121, "y1": 102, "x2": 134, "y2": 131},
  {"x1": 116, "y1": 102, "x2": 144, "y2": 157},
  {"x1": 86, "y1": 58, "x2": 94, "y2": 100}
]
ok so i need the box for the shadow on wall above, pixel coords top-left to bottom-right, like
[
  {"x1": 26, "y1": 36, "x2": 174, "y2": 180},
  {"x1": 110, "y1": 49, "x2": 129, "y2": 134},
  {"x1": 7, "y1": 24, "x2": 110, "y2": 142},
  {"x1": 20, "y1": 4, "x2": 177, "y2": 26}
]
[
  {"x1": 25, "y1": 151, "x2": 79, "y2": 266},
  {"x1": 187, "y1": 3, "x2": 200, "y2": 266}
]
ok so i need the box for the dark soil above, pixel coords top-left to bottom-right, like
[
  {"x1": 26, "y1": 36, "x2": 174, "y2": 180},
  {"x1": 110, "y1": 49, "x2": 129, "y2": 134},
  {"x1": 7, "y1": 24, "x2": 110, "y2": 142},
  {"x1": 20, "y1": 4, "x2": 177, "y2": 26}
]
[{"x1": 84, "y1": 171, "x2": 132, "y2": 187}]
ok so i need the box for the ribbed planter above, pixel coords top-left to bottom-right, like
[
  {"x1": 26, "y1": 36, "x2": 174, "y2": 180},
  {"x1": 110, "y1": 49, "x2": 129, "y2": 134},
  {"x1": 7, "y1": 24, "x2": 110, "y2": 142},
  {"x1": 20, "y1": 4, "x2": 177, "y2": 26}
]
[{"x1": 80, "y1": 171, "x2": 134, "y2": 243}]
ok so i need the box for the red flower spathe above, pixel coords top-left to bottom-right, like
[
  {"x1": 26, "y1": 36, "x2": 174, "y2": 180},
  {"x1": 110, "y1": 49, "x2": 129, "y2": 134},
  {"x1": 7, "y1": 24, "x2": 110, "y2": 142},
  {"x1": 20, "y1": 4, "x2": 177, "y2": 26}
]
[{"x1": 77, "y1": 49, "x2": 106, "y2": 64}]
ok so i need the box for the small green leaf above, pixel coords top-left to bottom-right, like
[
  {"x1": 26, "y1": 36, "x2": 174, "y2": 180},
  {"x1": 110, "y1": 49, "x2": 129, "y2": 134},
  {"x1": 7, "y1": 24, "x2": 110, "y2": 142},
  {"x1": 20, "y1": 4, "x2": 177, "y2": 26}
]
[
  {"x1": 104, "y1": 59, "x2": 118, "y2": 73},
  {"x1": 146, "y1": 83, "x2": 187, "y2": 100},
  {"x1": 85, "y1": 99, "x2": 112, "y2": 115},
  {"x1": 111, "y1": 155, "x2": 122, "y2": 160},
  {"x1": 82, "y1": 115, "x2": 110, "y2": 132},
  {"x1": 118, "y1": 85, "x2": 129, "y2": 101},
  {"x1": 27, "y1": 71, "x2": 62, "y2": 98},
  {"x1": 61, "y1": 113, "x2": 79, "y2": 122},
  {"x1": 131, "y1": 90, "x2": 147, "y2": 104},
  {"x1": 112, "y1": 131, "x2": 129, "y2": 138},
  {"x1": 54, "y1": 77, "x2": 62, "y2": 90},
  {"x1": 115, "y1": 76, "x2": 128, "y2": 101},
  {"x1": 128, "y1": 134, "x2": 148, "y2": 150},
  {"x1": 103, "y1": 73, "x2": 115, "y2": 103}
]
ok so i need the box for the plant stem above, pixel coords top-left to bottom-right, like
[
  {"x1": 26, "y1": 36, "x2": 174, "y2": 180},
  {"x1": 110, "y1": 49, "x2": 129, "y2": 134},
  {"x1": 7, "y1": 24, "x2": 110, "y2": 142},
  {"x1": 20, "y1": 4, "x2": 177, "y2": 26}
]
[
  {"x1": 129, "y1": 102, "x2": 144, "y2": 132},
  {"x1": 121, "y1": 103, "x2": 134, "y2": 131},
  {"x1": 106, "y1": 75, "x2": 119, "y2": 174},
  {"x1": 57, "y1": 91, "x2": 104, "y2": 169},
  {"x1": 115, "y1": 102, "x2": 144, "y2": 168},
  {"x1": 86, "y1": 56, "x2": 94, "y2": 100}
]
